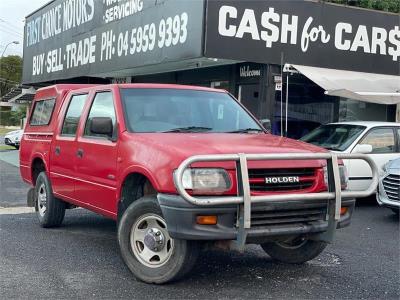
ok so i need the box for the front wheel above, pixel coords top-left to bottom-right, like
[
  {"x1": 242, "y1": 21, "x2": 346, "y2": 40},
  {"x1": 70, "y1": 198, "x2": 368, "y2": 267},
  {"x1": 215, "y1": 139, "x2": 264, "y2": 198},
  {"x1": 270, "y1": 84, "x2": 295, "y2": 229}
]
[
  {"x1": 118, "y1": 196, "x2": 199, "y2": 284},
  {"x1": 260, "y1": 237, "x2": 327, "y2": 264}
]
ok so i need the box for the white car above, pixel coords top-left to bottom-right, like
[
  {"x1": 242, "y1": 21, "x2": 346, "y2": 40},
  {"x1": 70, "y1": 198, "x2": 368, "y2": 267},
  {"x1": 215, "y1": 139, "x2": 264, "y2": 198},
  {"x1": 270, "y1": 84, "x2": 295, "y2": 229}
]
[
  {"x1": 4, "y1": 129, "x2": 23, "y2": 149},
  {"x1": 377, "y1": 158, "x2": 400, "y2": 215},
  {"x1": 301, "y1": 122, "x2": 400, "y2": 191}
]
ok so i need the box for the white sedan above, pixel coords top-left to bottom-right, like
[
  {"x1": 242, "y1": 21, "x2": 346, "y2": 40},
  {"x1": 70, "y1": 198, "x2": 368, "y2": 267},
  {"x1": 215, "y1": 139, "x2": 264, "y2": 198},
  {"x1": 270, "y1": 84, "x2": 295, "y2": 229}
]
[
  {"x1": 4, "y1": 129, "x2": 23, "y2": 149},
  {"x1": 301, "y1": 122, "x2": 400, "y2": 191}
]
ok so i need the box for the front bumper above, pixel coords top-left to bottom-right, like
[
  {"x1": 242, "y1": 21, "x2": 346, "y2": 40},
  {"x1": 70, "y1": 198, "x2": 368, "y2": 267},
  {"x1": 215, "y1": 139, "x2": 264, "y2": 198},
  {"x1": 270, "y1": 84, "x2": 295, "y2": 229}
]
[{"x1": 158, "y1": 193, "x2": 355, "y2": 242}]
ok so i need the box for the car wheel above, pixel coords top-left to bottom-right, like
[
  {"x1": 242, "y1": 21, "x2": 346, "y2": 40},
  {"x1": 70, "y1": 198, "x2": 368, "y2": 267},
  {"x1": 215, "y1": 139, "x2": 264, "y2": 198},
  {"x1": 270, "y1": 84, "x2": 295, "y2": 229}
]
[
  {"x1": 35, "y1": 172, "x2": 66, "y2": 228},
  {"x1": 118, "y1": 196, "x2": 199, "y2": 284},
  {"x1": 260, "y1": 237, "x2": 327, "y2": 264}
]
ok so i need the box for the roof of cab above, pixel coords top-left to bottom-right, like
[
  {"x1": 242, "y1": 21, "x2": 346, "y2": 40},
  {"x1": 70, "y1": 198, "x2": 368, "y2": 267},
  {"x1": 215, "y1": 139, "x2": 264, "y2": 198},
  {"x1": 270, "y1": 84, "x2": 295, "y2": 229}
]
[
  {"x1": 34, "y1": 84, "x2": 98, "y2": 100},
  {"x1": 116, "y1": 83, "x2": 227, "y2": 93},
  {"x1": 34, "y1": 83, "x2": 227, "y2": 100}
]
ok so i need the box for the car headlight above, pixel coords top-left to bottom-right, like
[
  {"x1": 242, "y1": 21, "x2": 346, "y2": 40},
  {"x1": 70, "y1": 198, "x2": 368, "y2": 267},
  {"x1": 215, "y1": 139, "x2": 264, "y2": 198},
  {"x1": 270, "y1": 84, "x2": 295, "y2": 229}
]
[
  {"x1": 323, "y1": 165, "x2": 348, "y2": 190},
  {"x1": 181, "y1": 168, "x2": 231, "y2": 193}
]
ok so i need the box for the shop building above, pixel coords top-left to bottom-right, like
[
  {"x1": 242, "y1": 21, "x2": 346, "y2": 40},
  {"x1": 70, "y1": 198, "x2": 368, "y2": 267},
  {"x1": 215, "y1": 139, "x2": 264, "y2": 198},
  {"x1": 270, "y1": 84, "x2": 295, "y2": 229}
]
[{"x1": 22, "y1": 0, "x2": 400, "y2": 138}]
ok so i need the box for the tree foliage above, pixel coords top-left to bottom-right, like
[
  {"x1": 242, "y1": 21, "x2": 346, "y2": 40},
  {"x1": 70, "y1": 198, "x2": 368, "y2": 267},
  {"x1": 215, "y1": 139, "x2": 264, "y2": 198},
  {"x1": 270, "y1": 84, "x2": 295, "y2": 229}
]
[
  {"x1": 0, "y1": 107, "x2": 26, "y2": 126},
  {"x1": 326, "y1": 0, "x2": 400, "y2": 13},
  {"x1": 0, "y1": 55, "x2": 22, "y2": 98}
]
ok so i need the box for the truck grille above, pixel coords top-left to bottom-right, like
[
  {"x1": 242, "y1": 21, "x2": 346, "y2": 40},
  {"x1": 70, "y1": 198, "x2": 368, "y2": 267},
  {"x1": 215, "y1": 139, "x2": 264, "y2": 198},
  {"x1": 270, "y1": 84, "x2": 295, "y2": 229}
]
[
  {"x1": 236, "y1": 207, "x2": 327, "y2": 228},
  {"x1": 248, "y1": 168, "x2": 316, "y2": 192},
  {"x1": 383, "y1": 174, "x2": 400, "y2": 202}
]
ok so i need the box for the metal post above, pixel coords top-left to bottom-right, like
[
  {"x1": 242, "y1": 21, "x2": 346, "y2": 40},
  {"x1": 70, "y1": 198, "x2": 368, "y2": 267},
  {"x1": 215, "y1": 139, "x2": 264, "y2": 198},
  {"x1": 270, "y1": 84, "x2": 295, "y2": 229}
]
[
  {"x1": 238, "y1": 154, "x2": 251, "y2": 229},
  {"x1": 280, "y1": 53, "x2": 284, "y2": 137},
  {"x1": 285, "y1": 74, "x2": 289, "y2": 137}
]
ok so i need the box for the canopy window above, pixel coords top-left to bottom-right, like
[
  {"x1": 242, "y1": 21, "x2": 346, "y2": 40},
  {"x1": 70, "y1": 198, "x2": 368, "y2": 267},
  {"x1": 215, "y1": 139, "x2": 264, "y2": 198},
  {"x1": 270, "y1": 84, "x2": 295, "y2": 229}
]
[{"x1": 283, "y1": 64, "x2": 400, "y2": 105}]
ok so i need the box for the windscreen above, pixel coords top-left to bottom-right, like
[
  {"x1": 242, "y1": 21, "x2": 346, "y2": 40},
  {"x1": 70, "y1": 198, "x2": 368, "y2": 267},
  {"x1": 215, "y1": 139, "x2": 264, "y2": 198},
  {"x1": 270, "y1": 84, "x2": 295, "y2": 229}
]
[
  {"x1": 300, "y1": 124, "x2": 366, "y2": 151},
  {"x1": 120, "y1": 88, "x2": 262, "y2": 133}
]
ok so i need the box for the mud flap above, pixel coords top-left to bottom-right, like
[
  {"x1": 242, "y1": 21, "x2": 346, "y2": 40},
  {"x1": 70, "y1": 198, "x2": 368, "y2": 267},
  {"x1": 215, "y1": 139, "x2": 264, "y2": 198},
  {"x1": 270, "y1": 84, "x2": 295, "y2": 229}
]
[{"x1": 27, "y1": 188, "x2": 35, "y2": 207}]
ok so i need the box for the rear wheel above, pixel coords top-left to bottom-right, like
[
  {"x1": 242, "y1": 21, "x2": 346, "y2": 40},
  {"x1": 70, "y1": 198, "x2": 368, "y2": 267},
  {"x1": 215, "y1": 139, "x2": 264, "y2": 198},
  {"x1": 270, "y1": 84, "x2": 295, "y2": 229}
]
[
  {"x1": 260, "y1": 237, "x2": 327, "y2": 264},
  {"x1": 35, "y1": 172, "x2": 66, "y2": 228},
  {"x1": 118, "y1": 196, "x2": 199, "y2": 284}
]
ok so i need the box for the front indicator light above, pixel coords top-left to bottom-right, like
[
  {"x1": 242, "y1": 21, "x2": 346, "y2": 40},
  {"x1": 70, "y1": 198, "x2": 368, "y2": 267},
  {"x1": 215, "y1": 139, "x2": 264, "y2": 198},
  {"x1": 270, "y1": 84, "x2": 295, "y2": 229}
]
[
  {"x1": 196, "y1": 215, "x2": 217, "y2": 225},
  {"x1": 340, "y1": 207, "x2": 348, "y2": 215}
]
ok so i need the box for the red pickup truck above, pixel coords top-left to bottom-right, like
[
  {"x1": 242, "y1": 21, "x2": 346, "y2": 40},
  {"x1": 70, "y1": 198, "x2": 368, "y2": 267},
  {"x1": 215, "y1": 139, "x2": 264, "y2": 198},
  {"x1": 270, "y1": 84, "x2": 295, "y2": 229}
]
[{"x1": 20, "y1": 84, "x2": 377, "y2": 284}]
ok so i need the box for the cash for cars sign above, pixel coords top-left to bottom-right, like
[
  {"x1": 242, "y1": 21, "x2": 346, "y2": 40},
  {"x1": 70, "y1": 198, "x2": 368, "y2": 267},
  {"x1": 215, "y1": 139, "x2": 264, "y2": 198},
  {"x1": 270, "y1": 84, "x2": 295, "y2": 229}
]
[
  {"x1": 205, "y1": 0, "x2": 400, "y2": 76},
  {"x1": 23, "y1": 0, "x2": 204, "y2": 84}
]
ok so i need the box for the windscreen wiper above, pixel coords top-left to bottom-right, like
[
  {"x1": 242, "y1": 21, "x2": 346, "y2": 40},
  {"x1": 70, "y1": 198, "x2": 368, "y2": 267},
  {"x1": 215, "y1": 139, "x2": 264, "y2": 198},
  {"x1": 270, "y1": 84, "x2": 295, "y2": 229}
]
[
  {"x1": 161, "y1": 126, "x2": 213, "y2": 133},
  {"x1": 227, "y1": 128, "x2": 264, "y2": 133}
]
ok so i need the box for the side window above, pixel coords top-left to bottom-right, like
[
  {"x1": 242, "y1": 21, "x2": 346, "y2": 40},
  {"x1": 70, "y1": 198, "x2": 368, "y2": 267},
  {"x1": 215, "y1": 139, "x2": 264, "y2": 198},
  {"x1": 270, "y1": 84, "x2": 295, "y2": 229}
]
[
  {"x1": 30, "y1": 99, "x2": 56, "y2": 126},
  {"x1": 84, "y1": 92, "x2": 116, "y2": 138},
  {"x1": 61, "y1": 94, "x2": 88, "y2": 136},
  {"x1": 359, "y1": 128, "x2": 395, "y2": 154}
]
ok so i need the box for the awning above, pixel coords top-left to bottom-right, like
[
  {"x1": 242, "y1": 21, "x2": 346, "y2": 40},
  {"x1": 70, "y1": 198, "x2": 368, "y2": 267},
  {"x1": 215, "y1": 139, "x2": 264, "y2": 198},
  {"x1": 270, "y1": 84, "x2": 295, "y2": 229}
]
[{"x1": 284, "y1": 64, "x2": 400, "y2": 105}]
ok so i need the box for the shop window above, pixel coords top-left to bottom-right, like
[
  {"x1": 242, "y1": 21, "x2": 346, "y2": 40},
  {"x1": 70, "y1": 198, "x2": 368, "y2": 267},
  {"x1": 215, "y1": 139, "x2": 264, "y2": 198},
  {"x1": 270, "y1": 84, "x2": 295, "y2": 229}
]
[
  {"x1": 359, "y1": 128, "x2": 395, "y2": 153},
  {"x1": 339, "y1": 99, "x2": 388, "y2": 122},
  {"x1": 238, "y1": 84, "x2": 260, "y2": 118},
  {"x1": 211, "y1": 81, "x2": 230, "y2": 91},
  {"x1": 273, "y1": 74, "x2": 336, "y2": 139}
]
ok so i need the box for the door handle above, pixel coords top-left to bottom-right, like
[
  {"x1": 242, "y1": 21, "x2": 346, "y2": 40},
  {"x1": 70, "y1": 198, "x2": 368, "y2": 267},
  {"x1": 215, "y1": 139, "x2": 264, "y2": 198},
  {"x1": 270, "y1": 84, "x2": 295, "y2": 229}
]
[
  {"x1": 76, "y1": 149, "x2": 84, "y2": 158},
  {"x1": 55, "y1": 146, "x2": 61, "y2": 156}
]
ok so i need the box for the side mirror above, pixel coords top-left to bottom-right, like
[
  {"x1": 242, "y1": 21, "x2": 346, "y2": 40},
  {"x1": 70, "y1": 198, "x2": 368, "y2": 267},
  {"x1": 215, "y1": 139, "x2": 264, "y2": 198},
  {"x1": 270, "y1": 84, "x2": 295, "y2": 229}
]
[
  {"x1": 353, "y1": 144, "x2": 373, "y2": 154},
  {"x1": 90, "y1": 117, "x2": 113, "y2": 137},
  {"x1": 259, "y1": 118, "x2": 271, "y2": 132}
]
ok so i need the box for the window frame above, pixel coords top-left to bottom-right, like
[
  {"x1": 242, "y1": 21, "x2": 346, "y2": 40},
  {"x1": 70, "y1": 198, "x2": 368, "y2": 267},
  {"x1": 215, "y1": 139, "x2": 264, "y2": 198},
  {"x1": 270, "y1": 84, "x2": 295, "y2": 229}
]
[
  {"x1": 82, "y1": 90, "x2": 117, "y2": 141},
  {"x1": 29, "y1": 98, "x2": 56, "y2": 126},
  {"x1": 60, "y1": 93, "x2": 89, "y2": 137},
  {"x1": 356, "y1": 126, "x2": 398, "y2": 154}
]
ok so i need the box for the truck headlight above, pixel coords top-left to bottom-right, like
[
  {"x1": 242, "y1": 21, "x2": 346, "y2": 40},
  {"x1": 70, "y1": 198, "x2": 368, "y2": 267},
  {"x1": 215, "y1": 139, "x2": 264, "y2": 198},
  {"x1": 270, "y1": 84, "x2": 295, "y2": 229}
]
[
  {"x1": 323, "y1": 165, "x2": 348, "y2": 190},
  {"x1": 181, "y1": 168, "x2": 231, "y2": 193}
]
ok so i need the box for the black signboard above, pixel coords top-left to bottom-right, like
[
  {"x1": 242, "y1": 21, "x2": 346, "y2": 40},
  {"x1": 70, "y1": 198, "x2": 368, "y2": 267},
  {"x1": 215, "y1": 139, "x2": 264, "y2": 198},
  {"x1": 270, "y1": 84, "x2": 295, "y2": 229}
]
[
  {"x1": 23, "y1": 0, "x2": 205, "y2": 84},
  {"x1": 205, "y1": 0, "x2": 400, "y2": 75}
]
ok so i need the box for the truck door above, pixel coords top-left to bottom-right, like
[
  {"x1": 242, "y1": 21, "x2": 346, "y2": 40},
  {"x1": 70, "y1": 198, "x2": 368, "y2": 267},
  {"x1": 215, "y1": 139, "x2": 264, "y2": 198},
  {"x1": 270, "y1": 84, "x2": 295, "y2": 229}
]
[
  {"x1": 50, "y1": 93, "x2": 89, "y2": 200},
  {"x1": 74, "y1": 91, "x2": 118, "y2": 216}
]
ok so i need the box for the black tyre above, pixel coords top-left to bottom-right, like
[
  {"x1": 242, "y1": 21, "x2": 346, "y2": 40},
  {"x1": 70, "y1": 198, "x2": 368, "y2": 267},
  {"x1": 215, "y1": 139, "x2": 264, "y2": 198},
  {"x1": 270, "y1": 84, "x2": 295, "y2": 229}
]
[
  {"x1": 118, "y1": 196, "x2": 199, "y2": 284},
  {"x1": 35, "y1": 172, "x2": 66, "y2": 228},
  {"x1": 261, "y1": 237, "x2": 327, "y2": 264}
]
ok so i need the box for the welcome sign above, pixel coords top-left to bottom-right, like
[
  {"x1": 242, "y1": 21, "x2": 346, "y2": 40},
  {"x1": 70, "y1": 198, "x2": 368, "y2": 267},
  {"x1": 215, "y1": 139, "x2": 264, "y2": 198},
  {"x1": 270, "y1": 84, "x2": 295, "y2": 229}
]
[{"x1": 205, "y1": 0, "x2": 400, "y2": 76}]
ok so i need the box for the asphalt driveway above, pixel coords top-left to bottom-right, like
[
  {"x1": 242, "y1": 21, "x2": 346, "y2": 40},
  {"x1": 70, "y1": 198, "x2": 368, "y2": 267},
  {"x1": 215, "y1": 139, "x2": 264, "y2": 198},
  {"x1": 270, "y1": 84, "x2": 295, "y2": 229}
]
[
  {"x1": 0, "y1": 202, "x2": 398, "y2": 299},
  {"x1": 0, "y1": 150, "x2": 398, "y2": 299}
]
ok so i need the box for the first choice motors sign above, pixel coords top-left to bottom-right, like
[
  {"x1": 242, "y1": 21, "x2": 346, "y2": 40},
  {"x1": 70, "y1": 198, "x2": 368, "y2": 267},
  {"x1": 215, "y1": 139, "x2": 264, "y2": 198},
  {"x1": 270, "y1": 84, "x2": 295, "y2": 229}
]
[
  {"x1": 205, "y1": 0, "x2": 400, "y2": 76},
  {"x1": 23, "y1": 0, "x2": 204, "y2": 84}
]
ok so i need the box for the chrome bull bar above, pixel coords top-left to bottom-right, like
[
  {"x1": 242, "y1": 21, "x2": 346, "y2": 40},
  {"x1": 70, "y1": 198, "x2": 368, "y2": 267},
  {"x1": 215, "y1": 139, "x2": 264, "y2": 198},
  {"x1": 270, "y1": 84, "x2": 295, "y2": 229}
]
[{"x1": 173, "y1": 153, "x2": 379, "y2": 247}]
